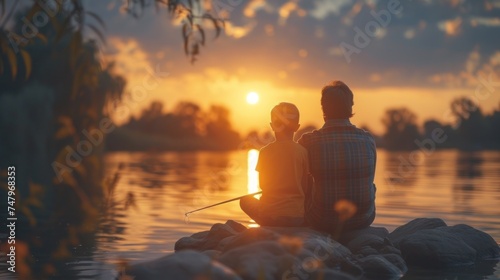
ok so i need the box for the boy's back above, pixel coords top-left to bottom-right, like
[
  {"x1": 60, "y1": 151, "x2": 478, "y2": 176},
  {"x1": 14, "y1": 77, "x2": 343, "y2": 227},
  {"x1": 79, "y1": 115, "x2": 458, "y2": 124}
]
[
  {"x1": 257, "y1": 140, "x2": 308, "y2": 218},
  {"x1": 240, "y1": 102, "x2": 308, "y2": 226}
]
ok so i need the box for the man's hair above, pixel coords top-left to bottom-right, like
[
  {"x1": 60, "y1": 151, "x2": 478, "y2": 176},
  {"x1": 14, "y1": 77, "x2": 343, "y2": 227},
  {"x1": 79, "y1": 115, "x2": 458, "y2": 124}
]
[
  {"x1": 321, "y1": 80, "x2": 354, "y2": 119},
  {"x1": 271, "y1": 102, "x2": 300, "y2": 132}
]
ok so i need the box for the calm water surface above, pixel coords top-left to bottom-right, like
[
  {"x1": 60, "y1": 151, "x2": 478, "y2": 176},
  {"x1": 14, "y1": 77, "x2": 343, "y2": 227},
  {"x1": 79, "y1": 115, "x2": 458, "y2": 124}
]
[{"x1": 13, "y1": 149, "x2": 500, "y2": 279}]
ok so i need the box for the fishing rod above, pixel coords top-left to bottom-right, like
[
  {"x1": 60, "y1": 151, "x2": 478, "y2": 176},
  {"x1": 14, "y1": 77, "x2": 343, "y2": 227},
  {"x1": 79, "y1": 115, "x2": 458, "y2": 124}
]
[{"x1": 185, "y1": 191, "x2": 262, "y2": 216}]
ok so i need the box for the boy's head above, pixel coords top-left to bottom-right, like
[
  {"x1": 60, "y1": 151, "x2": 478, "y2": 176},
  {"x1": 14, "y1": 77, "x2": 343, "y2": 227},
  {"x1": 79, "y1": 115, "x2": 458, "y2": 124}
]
[{"x1": 270, "y1": 102, "x2": 300, "y2": 133}]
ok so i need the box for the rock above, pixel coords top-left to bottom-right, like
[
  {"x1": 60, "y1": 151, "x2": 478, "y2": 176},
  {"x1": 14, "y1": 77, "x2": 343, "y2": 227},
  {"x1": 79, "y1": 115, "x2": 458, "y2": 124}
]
[
  {"x1": 202, "y1": 249, "x2": 222, "y2": 259},
  {"x1": 299, "y1": 234, "x2": 353, "y2": 267},
  {"x1": 171, "y1": 220, "x2": 498, "y2": 279},
  {"x1": 222, "y1": 227, "x2": 280, "y2": 252},
  {"x1": 216, "y1": 235, "x2": 237, "y2": 251},
  {"x1": 308, "y1": 269, "x2": 358, "y2": 280},
  {"x1": 346, "y1": 234, "x2": 385, "y2": 254},
  {"x1": 126, "y1": 250, "x2": 241, "y2": 280},
  {"x1": 399, "y1": 229, "x2": 477, "y2": 268},
  {"x1": 381, "y1": 253, "x2": 408, "y2": 274},
  {"x1": 356, "y1": 255, "x2": 404, "y2": 279},
  {"x1": 356, "y1": 246, "x2": 380, "y2": 257},
  {"x1": 379, "y1": 245, "x2": 402, "y2": 255},
  {"x1": 175, "y1": 220, "x2": 246, "y2": 251},
  {"x1": 219, "y1": 241, "x2": 297, "y2": 280},
  {"x1": 226, "y1": 220, "x2": 248, "y2": 232},
  {"x1": 435, "y1": 224, "x2": 500, "y2": 260},
  {"x1": 263, "y1": 226, "x2": 321, "y2": 236},
  {"x1": 388, "y1": 218, "x2": 447, "y2": 247},
  {"x1": 340, "y1": 226, "x2": 390, "y2": 245}
]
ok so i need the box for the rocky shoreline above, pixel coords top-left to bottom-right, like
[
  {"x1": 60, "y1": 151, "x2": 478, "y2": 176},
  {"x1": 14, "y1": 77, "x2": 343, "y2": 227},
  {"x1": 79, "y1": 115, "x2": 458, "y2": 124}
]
[{"x1": 125, "y1": 218, "x2": 500, "y2": 279}]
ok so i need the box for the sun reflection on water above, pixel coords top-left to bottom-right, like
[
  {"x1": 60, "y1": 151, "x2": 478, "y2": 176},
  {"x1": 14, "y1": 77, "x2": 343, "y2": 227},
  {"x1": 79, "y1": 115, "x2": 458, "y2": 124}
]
[{"x1": 247, "y1": 149, "x2": 261, "y2": 227}]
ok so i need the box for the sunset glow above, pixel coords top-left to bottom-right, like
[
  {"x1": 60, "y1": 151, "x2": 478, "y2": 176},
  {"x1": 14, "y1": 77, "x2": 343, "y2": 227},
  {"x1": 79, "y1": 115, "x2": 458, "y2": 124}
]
[
  {"x1": 3, "y1": 1, "x2": 500, "y2": 279},
  {"x1": 246, "y1": 92, "x2": 260, "y2": 105}
]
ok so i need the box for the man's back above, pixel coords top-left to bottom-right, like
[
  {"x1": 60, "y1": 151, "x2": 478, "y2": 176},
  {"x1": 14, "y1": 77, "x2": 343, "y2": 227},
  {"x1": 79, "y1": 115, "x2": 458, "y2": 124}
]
[{"x1": 299, "y1": 119, "x2": 376, "y2": 232}]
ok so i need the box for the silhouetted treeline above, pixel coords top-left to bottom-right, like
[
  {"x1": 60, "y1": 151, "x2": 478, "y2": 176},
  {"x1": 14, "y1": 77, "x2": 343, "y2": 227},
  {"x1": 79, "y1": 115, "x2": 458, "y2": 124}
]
[
  {"x1": 106, "y1": 101, "x2": 241, "y2": 151},
  {"x1": 380, "y1": 97, "x2": 500, "y2": 151}
]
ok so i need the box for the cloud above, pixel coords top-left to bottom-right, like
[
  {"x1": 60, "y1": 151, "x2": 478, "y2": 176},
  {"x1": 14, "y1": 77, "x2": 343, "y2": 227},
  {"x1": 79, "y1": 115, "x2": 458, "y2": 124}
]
[
  {"x1": 105, "y1": 37, "x2": 153, "y2": 78},
  {"x1": 278, "y1": 0, "x2": 306, "y2": 25},
  {"x1": 309, "y1": 0, "x2": 352, "y2": 20},
  {"x1": 470, "y1": 17, "x2": 500, "y2": 27},
  {"x1": 438, "y1": 17, "x2": 462, "y2": 36},
  {"x1": 243, "y1": 0, "x2": 273, "y2": 18},
  {"x1": 430, "y1": 50, "x2": 500, "y2": 87},
  {"x1": 465, "y1": 48, "x2": 481, "y2": 73},
  {"x1": 224, "y1": 21, "x2": 257, "y2": 38}
]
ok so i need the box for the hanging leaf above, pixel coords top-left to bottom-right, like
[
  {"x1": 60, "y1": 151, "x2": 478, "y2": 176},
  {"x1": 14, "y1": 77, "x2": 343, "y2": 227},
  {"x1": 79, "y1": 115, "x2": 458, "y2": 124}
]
[
  {"x1": 203, "y1": 14, "x2": 222, "y2": 39},
  {"x1": 195, "y1": 24, "x2": 205, "y2": 46},
  {"x1": 5, "y1": 47, "x2": 17, "y2": 79},
  {"x1": 86, "y1": 11, "x2": 106, "y2": 30},
  {"x1": 20, "y1": 49, "x2": 31, "y2": 80},
  {"x1": 0, "y1": 0, "x2": 5, "y2": 17},
  {"x1": 87, "y1": 23, "x2": 106, "y2": 44},
  {"x1": 36, "y1": 33, "x2": 48, "y2": 44},
  {"x1": 0, "y1": 55, "x2": 4, "y2": 75},
  {"x1": 182, "y1": 23, "x2": 189, "y2": 55},
  {"x1": 69, "y1": 31, "x2": 83, "y2": 69},
  {"x1": 214, "y1": 22, "x2": 222, "y2": 39},
  {"x1": 55, "y1": 10, "x2": 75, "y2": 42}
]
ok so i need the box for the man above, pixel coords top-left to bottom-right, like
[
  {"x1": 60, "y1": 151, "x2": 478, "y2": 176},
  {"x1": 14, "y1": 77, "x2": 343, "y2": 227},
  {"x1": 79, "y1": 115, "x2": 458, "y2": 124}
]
[{"x1": 298, "y1": 80, "x2": 376, "y2": 234}]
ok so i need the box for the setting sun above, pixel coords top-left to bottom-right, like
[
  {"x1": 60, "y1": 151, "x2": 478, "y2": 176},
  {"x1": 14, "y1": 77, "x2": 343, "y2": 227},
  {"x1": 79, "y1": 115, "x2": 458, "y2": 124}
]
[{"x1": 246, "y1": 92, "x2": 260, "y2": 105}]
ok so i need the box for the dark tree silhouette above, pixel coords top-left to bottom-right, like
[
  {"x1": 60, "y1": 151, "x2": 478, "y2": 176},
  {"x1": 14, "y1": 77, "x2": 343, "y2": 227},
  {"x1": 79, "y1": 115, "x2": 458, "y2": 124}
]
[
  {"x1": 451, "y1": 97, "x2": 487, "y2": 150},
  {"x1": 109, "y1": 100, "x2": 241, "y2": 151},
  {"x1": 205, "y1": 105, "x2": 240, "y2": 148},
  {"x1": 381, "y1": 108, "x2": 421, "y2": 150}
]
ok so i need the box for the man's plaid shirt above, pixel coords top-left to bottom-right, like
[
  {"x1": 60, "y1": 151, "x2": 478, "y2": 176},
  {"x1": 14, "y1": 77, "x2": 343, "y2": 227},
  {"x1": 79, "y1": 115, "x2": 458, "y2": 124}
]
[{"x1": 298, "y1": 119, "x2": 377, "y2": 231}]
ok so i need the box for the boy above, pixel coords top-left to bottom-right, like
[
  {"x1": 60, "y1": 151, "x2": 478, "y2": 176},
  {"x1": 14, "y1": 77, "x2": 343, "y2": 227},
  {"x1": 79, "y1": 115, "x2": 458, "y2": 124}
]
[{"x1": 240, "y1": 102, "x2": 309, "y2": 227}]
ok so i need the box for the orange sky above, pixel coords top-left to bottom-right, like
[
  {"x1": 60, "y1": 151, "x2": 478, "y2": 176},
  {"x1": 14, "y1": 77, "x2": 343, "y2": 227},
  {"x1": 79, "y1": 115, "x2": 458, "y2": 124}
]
[
  {"x1": 105, "y1": 37, "x2": 500, "y2": 135},
  {"x1": 72, "y1": 0, "x2": 500, "y2": 136}
]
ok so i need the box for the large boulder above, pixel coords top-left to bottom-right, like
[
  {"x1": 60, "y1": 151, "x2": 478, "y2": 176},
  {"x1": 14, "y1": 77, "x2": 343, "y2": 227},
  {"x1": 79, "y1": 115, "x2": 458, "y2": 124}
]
[
  {"x1": 346, "y1": 234, "x2": 385, "y2": 254},
  {"x1": 397, "y1": 222, "x2": 500, "y2": 268},
  {"x1": 218, "y1": 241, "x2": 297, "y2": 280},
  {"x1": 381, "y1": 253, "x2": 408, "y2": 274},
  {"x1": 435, "y1": 224, "x2": 500, "y2": 260},
  {"x1": 388, "y1": 218, "x2": 447, "y2": 247},
  {"x1": 356, "y1": 255, "x2": 404, "y2": 279},
  {"x1": 339, "y1": 226, "x2": 389, "y2": 245},
  {"x1": 306, "y1": 269, "x2": 358, "y2": 280},
  {"x1": 126, "y1": 250, "x2": 241, "y2": 280},
  {"x1": 299, "y1": 234, "x2": 353, "y2": 267},
  {"x1": 175, "y1": 220, "x2": 246, "y2": 251},
  {"x1": 399, "y1": 229, "x2": 477, "y2": 268},
  {"x1": 222, "y1": 227, "x2": 280, "y2": 252}
]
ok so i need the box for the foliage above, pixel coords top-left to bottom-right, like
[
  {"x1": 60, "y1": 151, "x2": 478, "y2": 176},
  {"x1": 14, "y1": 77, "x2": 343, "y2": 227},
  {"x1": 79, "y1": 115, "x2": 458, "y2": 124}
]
[
  {"x1": 381, "y1": 108, "x2": 420, "y2": 150},
  {"x1": 0, "y1": 0, "x2": 225, "y2": 79},
  {"x1": 0, "y1": 8, "x2": 127, "y2": 278},
  {"x1": 381, "y1": 98, "x2": 500, "y2": 150},
  {"x1": 107, "y1": 100, "x2": 241, "y2": 150}
]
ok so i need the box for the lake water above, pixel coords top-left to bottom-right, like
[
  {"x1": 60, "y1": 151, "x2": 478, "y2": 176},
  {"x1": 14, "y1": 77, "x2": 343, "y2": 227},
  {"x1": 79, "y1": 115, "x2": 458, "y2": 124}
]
[{"x1": 2, "y1": 149, "x2": 500, "y2": 279}]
